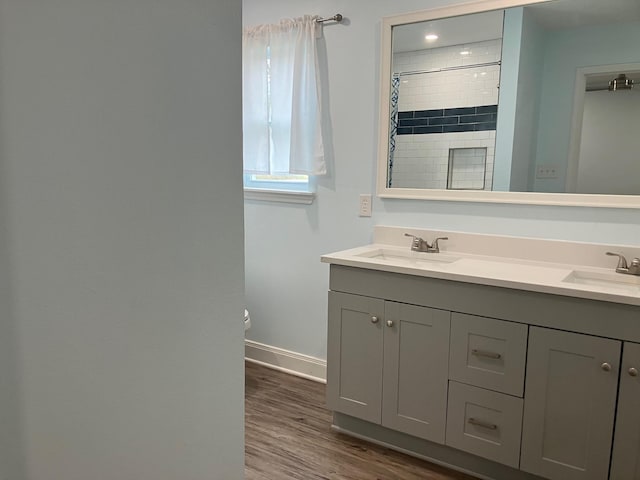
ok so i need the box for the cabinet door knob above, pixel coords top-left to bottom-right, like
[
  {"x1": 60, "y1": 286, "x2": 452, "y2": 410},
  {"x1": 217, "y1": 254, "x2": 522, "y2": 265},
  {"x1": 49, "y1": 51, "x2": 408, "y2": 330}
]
[
  {"x1": 371, "y1": 316, "x2": 379, "y2": 324},
  {"x1": 601, "y1": 362, "x2": 612, "y2": 372},
  {"x1": 386, "y1": 320, "x2": 394, "y2": 327},
  {"x1": 629, "y1": 367, "x2": 639, "y2": 377}
]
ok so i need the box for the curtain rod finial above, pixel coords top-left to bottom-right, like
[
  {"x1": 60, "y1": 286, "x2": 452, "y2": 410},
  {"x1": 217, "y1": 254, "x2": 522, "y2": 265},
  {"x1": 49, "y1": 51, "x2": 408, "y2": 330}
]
[{"x1": 317, "y1": 13, "x2": 343, "y2": 23}]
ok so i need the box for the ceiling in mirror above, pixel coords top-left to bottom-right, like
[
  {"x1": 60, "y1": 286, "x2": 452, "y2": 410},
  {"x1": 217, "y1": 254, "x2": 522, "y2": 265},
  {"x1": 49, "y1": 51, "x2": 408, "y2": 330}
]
[
  {"x1": 378, "y1": 0, "x2": 640, "y2": 206},
  {"x1": 392, "y1": 11, "x2": 503, "y2": 52},
  {"x1": 527, "y1": 0, "x2": 640, "y2": 29}
]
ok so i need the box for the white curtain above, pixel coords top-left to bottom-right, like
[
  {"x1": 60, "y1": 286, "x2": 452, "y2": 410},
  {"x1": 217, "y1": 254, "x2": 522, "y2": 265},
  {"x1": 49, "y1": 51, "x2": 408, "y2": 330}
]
[{"x1": 243, "y1": 16, "x2": 326, "y2": 176}]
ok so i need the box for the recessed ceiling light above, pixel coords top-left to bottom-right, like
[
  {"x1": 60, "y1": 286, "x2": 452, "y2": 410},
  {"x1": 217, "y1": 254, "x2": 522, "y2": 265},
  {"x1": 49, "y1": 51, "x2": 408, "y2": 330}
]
[
  {"x1": 460, "y1": 50, "x2": 470, "y2": 55},
  {"x1": 425, "y1": 34, "x2": 439, "y2": 41}
]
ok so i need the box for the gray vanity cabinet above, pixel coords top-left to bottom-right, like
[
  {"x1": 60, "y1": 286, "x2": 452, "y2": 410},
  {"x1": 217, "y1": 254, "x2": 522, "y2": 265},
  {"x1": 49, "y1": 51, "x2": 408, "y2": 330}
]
[
  {"x1": 610, "y1": 342, "x2": 640, "y2": 480},
  {"x1": 326, "y1": 291, "x2": 384, "y2": 423},
  {"x1": 325, "y1": 264, "x2": 640, "y2": 479},
  {"x1": 520, "y1": 327, "x2": 621, "y2": 480},
  {"x1": 381, "y1": 301, "x2": 450, "y2": 443},
  {"x1": 327, "y1": 291, "x2": 450, "y2": 444}
]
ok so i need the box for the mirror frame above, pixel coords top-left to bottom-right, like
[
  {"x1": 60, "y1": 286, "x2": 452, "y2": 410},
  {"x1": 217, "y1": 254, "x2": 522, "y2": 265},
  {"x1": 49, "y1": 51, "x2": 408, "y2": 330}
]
[{"x1": 377, "y1": 0, "x2": 640, "y2": 208}]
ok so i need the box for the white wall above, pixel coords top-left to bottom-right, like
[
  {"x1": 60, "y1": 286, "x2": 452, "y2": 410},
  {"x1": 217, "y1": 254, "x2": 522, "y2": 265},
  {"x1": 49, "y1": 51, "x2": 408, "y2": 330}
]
[
  {"x1": 0, "y1": 1, "x2": 245, "y2": 479},
  {"x1": 577, "y1": 91, "x2": 640, "y2": 194},
  {"x1": 243, "y1": 0, "x2": 640, "y2": 362}
]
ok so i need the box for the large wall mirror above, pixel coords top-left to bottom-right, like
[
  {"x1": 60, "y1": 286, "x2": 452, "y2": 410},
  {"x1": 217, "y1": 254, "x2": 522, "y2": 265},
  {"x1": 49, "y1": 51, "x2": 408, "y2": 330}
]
[{"x1": 376, "y1": 0, "x2": 640, "y2": 207}]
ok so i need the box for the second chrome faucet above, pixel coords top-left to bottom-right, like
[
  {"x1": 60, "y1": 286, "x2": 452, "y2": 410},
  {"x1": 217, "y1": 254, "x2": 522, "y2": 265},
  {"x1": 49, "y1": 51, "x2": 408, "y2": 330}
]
[
  {"x1": 404, "y1": 233, "x2": 448, "y2": 253},
  {"x1": 606, "y1": 252, "x2": 640, "y2": 276}
]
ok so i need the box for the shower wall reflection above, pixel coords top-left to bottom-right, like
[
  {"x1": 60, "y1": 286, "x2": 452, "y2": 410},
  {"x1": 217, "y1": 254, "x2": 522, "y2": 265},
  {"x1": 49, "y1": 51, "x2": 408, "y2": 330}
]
[{"x1": 388, "y1": 26, "x2": 502, "y2": 189}]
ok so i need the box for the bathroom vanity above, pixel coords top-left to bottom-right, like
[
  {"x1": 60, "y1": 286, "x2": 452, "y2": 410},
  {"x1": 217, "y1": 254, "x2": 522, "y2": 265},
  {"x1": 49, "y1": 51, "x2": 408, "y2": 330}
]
[{"x1": 322, "y1": 226, "x2": 640, "y2": 480}]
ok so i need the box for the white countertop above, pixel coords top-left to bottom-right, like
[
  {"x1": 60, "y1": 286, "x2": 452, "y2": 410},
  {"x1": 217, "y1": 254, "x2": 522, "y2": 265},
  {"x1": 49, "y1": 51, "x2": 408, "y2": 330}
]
[{"x1": 321, "y1": 227, "x2": 640, "y2": 307}]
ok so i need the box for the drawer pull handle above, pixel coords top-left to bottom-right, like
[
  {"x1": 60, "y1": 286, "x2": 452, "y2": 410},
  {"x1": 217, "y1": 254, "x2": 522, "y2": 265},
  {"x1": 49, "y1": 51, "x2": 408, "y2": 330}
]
[
  {"x1": 471, "y1": 349, "x2": 502, "y2": 360},
  {"x1": 386, "y1": 320, "x2": 394, "y2": 327},
  {"x1": 601, "y1": 363, "x2": 612, "y2": 372},
  {"x1": 371, "y1": 316, "x2": 379, "y2": 324},
  {"x1": 629, "y1": 367, "x2": 638, "y2": 377},
  {"x1": 468, "y1": 418, "x2": 498, "y2": 430}
]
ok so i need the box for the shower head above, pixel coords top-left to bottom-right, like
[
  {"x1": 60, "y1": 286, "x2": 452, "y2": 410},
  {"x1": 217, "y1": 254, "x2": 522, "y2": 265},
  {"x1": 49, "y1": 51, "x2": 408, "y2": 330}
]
[{"x1": 609, "y1": 74, "x2": 634, "y2": 91}]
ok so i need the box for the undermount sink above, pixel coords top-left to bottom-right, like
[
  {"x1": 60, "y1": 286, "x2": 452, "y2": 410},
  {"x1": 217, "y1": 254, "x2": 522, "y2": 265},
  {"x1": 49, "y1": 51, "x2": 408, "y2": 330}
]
[
  {"x1": 562, "y1": 270, "x2": 640, "y2": 294},
  {"x1": 355, "y1": 247, "x2": 460, "y2": 267}
]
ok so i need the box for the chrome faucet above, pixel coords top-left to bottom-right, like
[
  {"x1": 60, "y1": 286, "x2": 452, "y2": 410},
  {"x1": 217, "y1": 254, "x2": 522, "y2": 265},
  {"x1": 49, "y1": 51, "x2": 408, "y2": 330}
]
[
  {"x1": 606, "y1": 252, "x2": 640, "y2": 276},
  {"x1": 404, "y1": 233, "x2": 448, "y2": 253}
]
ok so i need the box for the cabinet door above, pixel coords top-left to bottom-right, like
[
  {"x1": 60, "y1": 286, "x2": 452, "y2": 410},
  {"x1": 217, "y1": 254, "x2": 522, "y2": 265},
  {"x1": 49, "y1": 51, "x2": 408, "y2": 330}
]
[
  {"x1": 382, "y1": 302, "x2": 450, "y2": 443},
  {"x1": 520, "y1": 327, "x2": 620, "y2": 480},
  {"x1": 610, "y1": 342, "x2": 640, "y2": 480},
  {"x1": 326, "y1": 291, "x2": 384, "y2": 424}
]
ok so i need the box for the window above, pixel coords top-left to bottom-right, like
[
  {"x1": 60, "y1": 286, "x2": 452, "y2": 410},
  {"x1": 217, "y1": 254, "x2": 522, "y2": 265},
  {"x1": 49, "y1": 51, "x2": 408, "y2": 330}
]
[
  {"x1": 244, "y1": 173, "x2": 310, "y2": 191},
  {"x1": 243, "y1": 173, "x2": 314, "y2": 204},
  {"x1": 242, "y1": 16, "x2": 326, "y2": 201}
]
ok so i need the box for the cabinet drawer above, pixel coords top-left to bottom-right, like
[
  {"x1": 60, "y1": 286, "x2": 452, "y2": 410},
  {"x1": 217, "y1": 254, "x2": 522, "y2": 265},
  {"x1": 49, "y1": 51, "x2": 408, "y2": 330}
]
[
  {"x1": 449, "y1": 313, "x2": 528, "y2": 396},
  {"x1": 446, "y1": 381, "x2": 523, "y2": 469}
]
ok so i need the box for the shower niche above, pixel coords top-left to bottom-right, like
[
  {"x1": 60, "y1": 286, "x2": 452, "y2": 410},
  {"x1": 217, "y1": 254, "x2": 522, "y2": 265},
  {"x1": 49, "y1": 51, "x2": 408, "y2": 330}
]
[{"x1": 447, "y1": 147, "x2": 488, "y2": 190}]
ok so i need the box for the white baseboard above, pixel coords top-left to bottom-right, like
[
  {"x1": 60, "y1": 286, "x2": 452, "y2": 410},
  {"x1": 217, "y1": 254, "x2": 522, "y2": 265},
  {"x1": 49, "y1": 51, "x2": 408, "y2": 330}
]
[{"x1": 244, "y1": 340, "x2": 326, "y2": 384}]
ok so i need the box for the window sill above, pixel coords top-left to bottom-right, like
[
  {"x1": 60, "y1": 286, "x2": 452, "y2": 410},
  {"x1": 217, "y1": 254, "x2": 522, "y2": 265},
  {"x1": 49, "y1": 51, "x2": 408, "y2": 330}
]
[{"x1": 244, "y1": 188, "x2": 315, "y2": 205}]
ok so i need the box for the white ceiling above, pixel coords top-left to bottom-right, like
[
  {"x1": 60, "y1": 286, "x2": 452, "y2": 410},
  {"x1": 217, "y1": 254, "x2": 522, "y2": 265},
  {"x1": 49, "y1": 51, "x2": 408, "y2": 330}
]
[
  {"x1": 392, "y1": 11, "x2": 503, "y2": 53},
  {"x1": 392, "y1": 0, "x2": 640, "y2": 54}
]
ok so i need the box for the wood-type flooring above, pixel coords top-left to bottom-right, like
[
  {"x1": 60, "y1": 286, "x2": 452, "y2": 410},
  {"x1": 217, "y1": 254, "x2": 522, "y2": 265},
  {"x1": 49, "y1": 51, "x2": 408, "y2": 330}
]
[{"x1": 245, "y1": 361, "x2": 476, "y2": 480}]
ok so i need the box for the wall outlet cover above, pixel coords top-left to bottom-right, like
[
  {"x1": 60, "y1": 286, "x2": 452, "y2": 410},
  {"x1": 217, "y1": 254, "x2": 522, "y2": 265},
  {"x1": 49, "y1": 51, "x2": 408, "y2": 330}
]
[
  {"x1": 536, "y1": 165, "x2": 558, "y2": 179},
  {"x1": 359, "y1": 194, "x2": 372, "y2": 217}
]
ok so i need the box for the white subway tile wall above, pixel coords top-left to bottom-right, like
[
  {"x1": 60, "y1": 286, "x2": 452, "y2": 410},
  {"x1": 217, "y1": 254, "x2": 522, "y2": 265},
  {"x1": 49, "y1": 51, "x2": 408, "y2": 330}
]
[
  {"x1": 393, "y1": 39, "x2": 502, "y2": 112},
  {"x1": 396, "y1": 65, "x2": 501, "y2": 112},
  {"x1": 393, "y1": 39, "x2": 502, "y2": 73},
  {"x1": 389, "y1": 39, "x2": 501, "y2": 189},
  {"x1": 391, "y1": 131, "x2": 495, "y2": 189}
]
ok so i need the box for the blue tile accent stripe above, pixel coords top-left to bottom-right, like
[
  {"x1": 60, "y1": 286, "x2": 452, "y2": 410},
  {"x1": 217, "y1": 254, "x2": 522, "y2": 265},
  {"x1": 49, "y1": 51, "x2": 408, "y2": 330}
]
[{"x1": 397, "y1": 105, "x2": 498, "y2": 135}]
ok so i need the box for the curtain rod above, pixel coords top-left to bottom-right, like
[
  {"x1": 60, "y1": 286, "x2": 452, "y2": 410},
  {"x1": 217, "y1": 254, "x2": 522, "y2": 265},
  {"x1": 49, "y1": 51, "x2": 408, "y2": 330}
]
[
  {"x1": 394, "y1": 61, "x2": 501, "y2": 77},
  {"x1": 316, "y1": 14, "x2": 343, "y2": 23}
]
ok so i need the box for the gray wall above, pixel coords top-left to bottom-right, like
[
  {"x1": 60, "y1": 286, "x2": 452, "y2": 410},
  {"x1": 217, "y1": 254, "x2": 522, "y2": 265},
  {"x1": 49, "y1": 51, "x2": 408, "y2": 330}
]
[
  {"x1": 0, "y1": 0, "x2": 244, "y2": 478},
  {"x1": 0, "y1": 135, "x2": 24, "y2": 480},
  {"x1": 243, "y1": 0, "x2": 640, "y2": 362}
]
